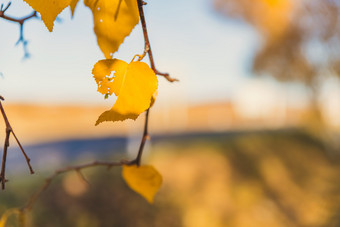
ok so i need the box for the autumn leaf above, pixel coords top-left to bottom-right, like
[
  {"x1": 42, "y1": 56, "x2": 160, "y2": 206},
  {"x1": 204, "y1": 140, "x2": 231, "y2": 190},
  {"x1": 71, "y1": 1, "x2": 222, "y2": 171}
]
[
  {"x1": 92, "y1": 59, "x2": 127, "y2": 96},
  {"x1": 85, "y1": 0, "x2": 139, "y2": 58},
  {"x1": 24, "y1": 0, "x2": 139, "y2": 58},
  {"x1": 122, "y1": 165, "x2": 162, "y2": 203},
  {"x1": 92, "y1": 59, "x2": 158, "y2": 125},
  {"x1": 23, "y1": 0, "x2": 73, "y2": 31},
  {"x1": 70, "y1": 0, "x2": 80, "y2": 17},
  {"x1": 150, "y1": 90, "x2": 158, "y2": 108},
  {"x1": 0, "y1": 209, "x2": 21, "y2": 227}
]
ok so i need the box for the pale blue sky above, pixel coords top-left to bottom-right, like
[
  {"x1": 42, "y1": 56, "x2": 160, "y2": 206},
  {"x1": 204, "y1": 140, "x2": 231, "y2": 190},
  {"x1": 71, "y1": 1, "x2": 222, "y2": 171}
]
[{"x1": 0, "y1": 0, "x2": 258, "y2": 105}]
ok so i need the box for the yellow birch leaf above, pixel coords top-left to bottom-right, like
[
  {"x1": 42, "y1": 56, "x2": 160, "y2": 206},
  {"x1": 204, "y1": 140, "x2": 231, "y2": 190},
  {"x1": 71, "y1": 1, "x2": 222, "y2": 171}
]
[
  {"x1": 124, "y1": 0, "x2": 137, "y2": 10},
  {"x1": 70, "y1": 0, "x2": 80, "y2": 17},
  {"x1": 84, "y1": 0, "x2": 139, "y2": 58},
  {"x1": 0, "y1": 209, "x2": 21, "y2": 227},
  {"x1": 122, "y1": 165, "x2": 162, "y2": 203},
  {"x1": 92, "y1": 59, "x2": 128, "y2": 96},
  {"x1": 93, "y1": 59, "x2": 158, "y2": 125},
  {"x1": 23, "y1": 0, "x2": 72, "y2": 31},
  {"x1": 150, "y1": 90, "x2": 158, "y2": 108}
]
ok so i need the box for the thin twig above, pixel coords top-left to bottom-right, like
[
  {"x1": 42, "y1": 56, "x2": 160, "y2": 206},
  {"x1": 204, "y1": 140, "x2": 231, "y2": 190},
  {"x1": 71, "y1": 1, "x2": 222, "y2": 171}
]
[
  {"x1": 76, "y1": 169, "x2": 91, "y2": 186},
  {"x1": 0, "y1": 97, "x2": 34, "y2": 189},
  {"x1": 21, "y1": 160, "x2": 130, "y2": 212},
  {"x1": 136, "y1": 0, "x2": 178, "y2": 83},
  {"x1": 0, "y1": 2, "x2": 37, "y2": 58},
  {"x1": 136, "y1": 109, "x2": 150, "y2": 164},
  {"x1": 0, "y1": 1, "x2": 173, "y2": 225},
  {"x1": 11, "y1": 131, "x2": 34, "y2": 174},
  {"x1": 1, "y1": 127, "x2": 10, "y2": 189},
  {"x1": 128, "y1": 109, "x2": 150, "y2": 166},
  {"x1": 129, "y1": 0, "x2": 153, "y2": 166},
  {"x1": 0, "y1": 2, "x2": 11, "y2": 13},
  {"x1": 127, "y1": 0, "x2": 176, "y2": 166},
  {"x1": 155, "y1": 70, "x2": 179, "y2": 82}
]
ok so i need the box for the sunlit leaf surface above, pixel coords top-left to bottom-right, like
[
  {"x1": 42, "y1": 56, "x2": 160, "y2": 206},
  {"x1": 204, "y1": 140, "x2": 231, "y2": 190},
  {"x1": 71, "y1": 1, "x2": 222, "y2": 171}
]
[
  {"x1": 24, "y1": 0, "x2": 72, "y2": 31},
  {"x1": 0, "y1": 209, "x2": 21, "y2": 227},
  {"x1": 122, "y1": 165, "x2": 162, "y2": 203},
  {"x1": 92, "y1": 59, "x2": 158, "y2": 124},
  {"x1": 85, "y1": 0, "x2": 139, "y2": 58},
  {"x1": 70, "y1": 0, "x2": 80, "y2": 17}
]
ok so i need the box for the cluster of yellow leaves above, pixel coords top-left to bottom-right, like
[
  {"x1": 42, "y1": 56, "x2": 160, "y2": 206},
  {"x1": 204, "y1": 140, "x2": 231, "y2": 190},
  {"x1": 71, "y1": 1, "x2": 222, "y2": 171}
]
[
  {"x1": 22, "y1": 0, "x2": 162, "y2": 203},
  {"x1": 23, "y1": 0, "x2": 139, "y2": 58},
  {"x1": 23, "y1": 0, "x2": 157, "y2": 123}
]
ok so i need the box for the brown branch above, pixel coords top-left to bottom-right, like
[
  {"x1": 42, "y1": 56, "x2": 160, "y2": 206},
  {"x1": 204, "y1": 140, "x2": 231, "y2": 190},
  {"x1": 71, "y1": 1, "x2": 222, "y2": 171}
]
[
  {"x1": 0, "y1": 3, "x2": 37, "y2": 24},
  {"x1": 0, "y1": 1, "x2": 173, "y2": 225},
  {"x1": 0, "y1": 96, "x2": 34, "y2": 190},
  {"x1": 127, "y1": 1, "x2": 155, "y2": 167},
  {"x1": 136, "y1": 0, "x2": 178, "y2": 83},
  {"x1": 0, "y1": 2, "x2": 37, "y2": 58},
  {"x1": 1, "y1": 125, "x2": 10, "y2": 190},
  {"x1": 128, "y1": 0, "x2": 177, "y2": 166},
  {"x1": 155, "y1": 70, "x2": 179, "y2": 82},
  {"x1": 128, "y1": 109, "x2": 150, "y2": 166},
  {"x1": 21, "y1": 160, "x2": 130, "y2": 212},
  {"x1": 76, "y1": 169, "x2": 91, "y2": 186},
  {"x1": 136, "y1": 109, "x2": 150, "y2": 165}
]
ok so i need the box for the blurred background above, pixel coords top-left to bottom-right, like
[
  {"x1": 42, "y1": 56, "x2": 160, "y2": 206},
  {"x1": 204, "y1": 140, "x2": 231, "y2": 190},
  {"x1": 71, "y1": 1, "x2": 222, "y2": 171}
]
[{"x1": 1, "y1": 0, "x2": 340, "y2": 226}]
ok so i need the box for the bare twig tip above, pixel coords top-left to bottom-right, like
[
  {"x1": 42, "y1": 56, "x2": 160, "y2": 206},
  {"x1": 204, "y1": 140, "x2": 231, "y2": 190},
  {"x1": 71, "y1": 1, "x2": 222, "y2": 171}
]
[
  {"x1": 3, "y1": 2, "x2": 11, "y2": 13},
  {"x1": 155, "y1": 71, "x2": 178, "y2": 82}
]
